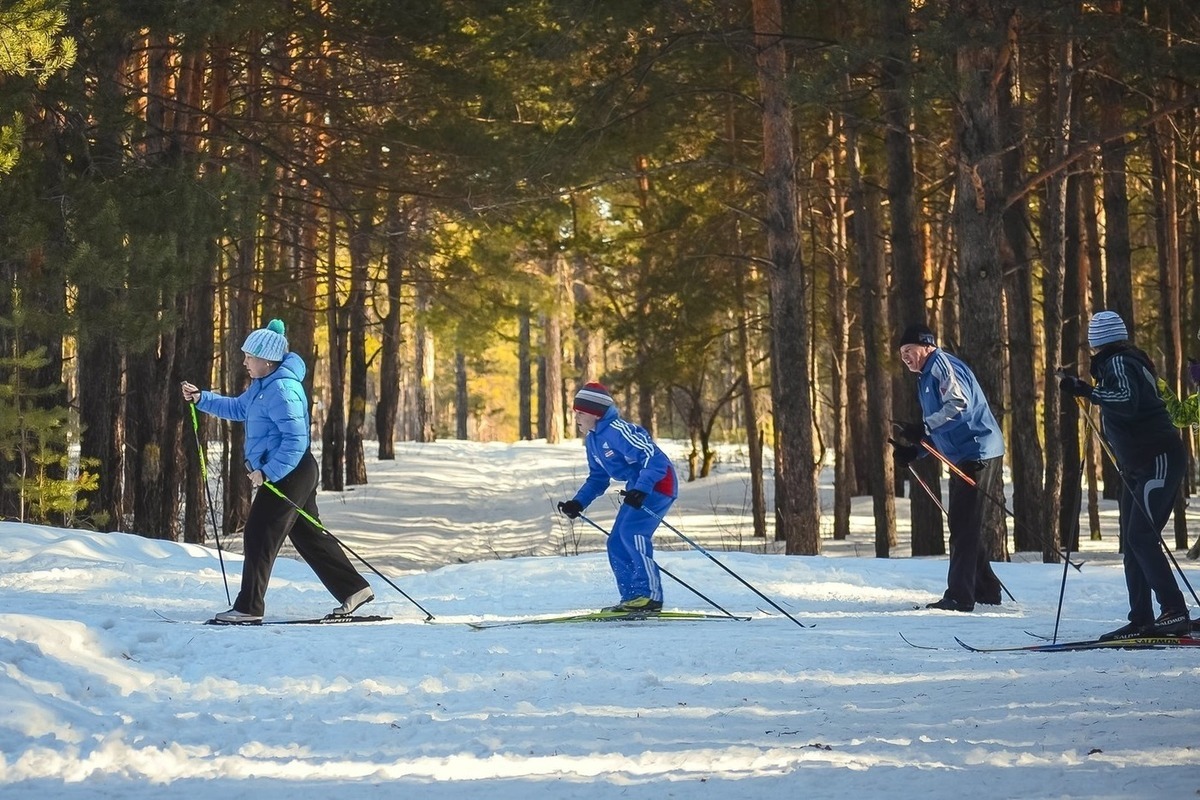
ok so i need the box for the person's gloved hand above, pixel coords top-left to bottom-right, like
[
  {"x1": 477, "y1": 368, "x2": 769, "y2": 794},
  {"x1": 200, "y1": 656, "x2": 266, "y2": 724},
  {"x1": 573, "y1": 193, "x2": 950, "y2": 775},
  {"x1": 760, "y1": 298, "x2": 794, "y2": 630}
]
[
  {"x1": 890, "y1": 440, "x2": 920, "y2": 467},
  {"x1": 1187, "y1": 358, "x2": 1200, "y2": 387},
  {"x1": 897, "y1": 421, "x2": 926, "y2": 444},
  {"x1": 557, "y1": 500, "x2": 583, "y2": 519},
  {"x1": 622, "y1": 489, "x2": 647, "y2": 509},
  {"x1": 1059, "y1": 374, "x2": 1093, "y2": 399}
]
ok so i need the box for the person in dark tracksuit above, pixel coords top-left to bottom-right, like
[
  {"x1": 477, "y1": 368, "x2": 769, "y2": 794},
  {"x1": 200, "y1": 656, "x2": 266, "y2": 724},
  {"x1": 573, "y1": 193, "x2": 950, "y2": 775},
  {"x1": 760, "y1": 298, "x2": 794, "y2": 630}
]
[
  {"x1": 557, "y1": 382, "x2": 678, "y2": 612},
  {"x1": 894, "y1": 324, "x2": 1005, "y2": 613},
  {"x1": 1060, "y1": 310, "x2": 1192, "y2": 640},
  {"x1": 182, "y1": 319, "x2": 372, "y2": 624}
]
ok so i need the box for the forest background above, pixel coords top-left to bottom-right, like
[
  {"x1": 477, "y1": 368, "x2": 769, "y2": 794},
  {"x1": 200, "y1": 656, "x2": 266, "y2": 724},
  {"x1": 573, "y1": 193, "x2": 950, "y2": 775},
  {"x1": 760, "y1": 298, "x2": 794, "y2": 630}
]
[{"x1": 2, "y1": 0, "x2": 1200, "y2": 565}]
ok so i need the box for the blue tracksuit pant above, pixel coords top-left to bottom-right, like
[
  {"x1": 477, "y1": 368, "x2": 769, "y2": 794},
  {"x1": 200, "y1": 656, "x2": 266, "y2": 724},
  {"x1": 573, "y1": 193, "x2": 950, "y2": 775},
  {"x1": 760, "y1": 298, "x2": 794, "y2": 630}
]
[{"x1": 607, "y1": 491, "x2": 673, "y2": 603}]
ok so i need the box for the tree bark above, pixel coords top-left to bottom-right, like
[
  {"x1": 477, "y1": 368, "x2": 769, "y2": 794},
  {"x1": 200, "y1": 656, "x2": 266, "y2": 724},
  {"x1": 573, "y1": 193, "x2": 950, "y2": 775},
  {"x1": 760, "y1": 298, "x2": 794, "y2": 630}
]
[
  {"x1": 321, "y1": 210, "x2": 346, "y2": 492},
  {"x1": 1000, "y1": 38, "x2": 1044, "y2": 554},
  {"x1": 952, "y1": 0, "x2": 1013, "y2": 562},
  {"x1": 376, "y1": 202, "x2": 405, "y2": 460},
  {"x1": 345, "y1": 208, "x2": 371, "y2": 486},
  {"x1": 1039, "y1": 34, "x2": 1075, "y2": 564},
  {"x1": 846, "y1": 109, "x2": 897, "y2": 557},
  {"x1": 881, "y1": 0, "x2": 942, "y2": 555},
  {"x1": 752, "y1": 0, "x2": 820, "y2": 554}
]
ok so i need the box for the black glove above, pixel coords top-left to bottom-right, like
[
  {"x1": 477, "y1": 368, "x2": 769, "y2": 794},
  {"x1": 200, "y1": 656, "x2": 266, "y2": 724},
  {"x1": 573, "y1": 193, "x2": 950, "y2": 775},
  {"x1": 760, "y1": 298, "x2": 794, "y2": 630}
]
[
  {"x1": 623, "y1": 489, "x2": 648, "y2": 509},
  {"x1": 891, "y1": 440, "x2": 920, "y2": 467},
  {"x1": 897, "y1": 421, "x2": 926, "y2": 444},
  {"x1": 557, "y1": 499, "x2": 583, "y2": 519},
  {"x1": 1059, "y1": 374, "x2": 1093, "y2": 399}
]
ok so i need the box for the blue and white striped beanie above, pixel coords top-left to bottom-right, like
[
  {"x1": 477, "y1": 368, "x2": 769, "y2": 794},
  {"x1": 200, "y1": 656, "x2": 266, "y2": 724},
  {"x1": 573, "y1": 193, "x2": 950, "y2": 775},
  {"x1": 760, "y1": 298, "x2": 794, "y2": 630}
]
[
  {"x1": 242, "y1": 319, "x2": 289, "y2": 362},
  {"x1": 1087, "y1": 311, "x2": 1129, "y2": 349}
]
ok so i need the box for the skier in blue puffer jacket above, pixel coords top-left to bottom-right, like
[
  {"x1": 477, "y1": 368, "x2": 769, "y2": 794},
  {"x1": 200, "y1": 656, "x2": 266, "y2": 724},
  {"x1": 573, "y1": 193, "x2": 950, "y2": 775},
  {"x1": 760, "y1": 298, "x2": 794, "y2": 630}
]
[
  {"x1": 557, "y1": 382, "x2": 678, "y2": 613},
  {"x1": 181, "y1": 319, "x2": 372, "y2": 624}
]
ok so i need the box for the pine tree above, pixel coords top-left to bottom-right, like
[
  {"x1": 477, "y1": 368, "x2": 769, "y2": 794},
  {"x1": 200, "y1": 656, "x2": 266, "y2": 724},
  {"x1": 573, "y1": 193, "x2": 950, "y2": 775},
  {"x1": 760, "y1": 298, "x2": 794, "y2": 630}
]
[{"x1": 0, "y1": 314, "x2": 100, "y2": 526}]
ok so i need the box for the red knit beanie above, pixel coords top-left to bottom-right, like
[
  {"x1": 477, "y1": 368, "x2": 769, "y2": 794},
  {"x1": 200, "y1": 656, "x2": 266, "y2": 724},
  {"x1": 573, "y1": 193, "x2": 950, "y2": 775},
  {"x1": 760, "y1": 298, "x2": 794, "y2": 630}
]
[{"x1": 572, "y1": 382, "x2": 614, "y2": 417}]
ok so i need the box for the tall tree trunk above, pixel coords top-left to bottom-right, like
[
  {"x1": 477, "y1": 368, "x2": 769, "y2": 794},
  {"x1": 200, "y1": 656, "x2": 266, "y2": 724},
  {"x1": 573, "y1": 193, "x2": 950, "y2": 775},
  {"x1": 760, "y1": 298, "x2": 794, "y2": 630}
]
[
  {"x1": 1149, "y1": 114, "x2": 1187, "y2": 548},
  {"x1": 846, "y1": 109, "x2": 897, "y2": 557},
  {"x1": 1039, "y1": 35, "x2": 1075, "y2": 565},
  {"x1": 126, "y1": 332, "x2": 177, "y2": 540},
  {"x1": 178, "y1": 277, "x2": 215, "y2": 545},
  {"x1": 952, "y1": 0, "x2": 1013, "y2": 561},
  {"x1": 518, "y1": 311, "x2": 533, "y2": 440},
  {"x1": 414, "y1": 274, "x2": 436, "y2": 443},
  {"x1": 455, "y1": 349, "x2": 469, "y2": 439},
  {"x1": 881, "y1": 0, "x2": 941, "y2": 555},
  {"x1": 78, "y1": 298, "x2": 124, "y2": 530},
  {"x1": 1059, "y1": 163, "x2": 1085, "y2": 553},
  {"x1": 820, "y1": 135, "x2": 852, "y2": 542},
  {"x1": 376, "y1": 202, "x2": 405, "y2": 460},
  {"x1": 346, "y1": 209, "x2": 371, "y2": 486},
  {"x1": 322, "y1": 211, "x2": 346, "y2": 492},
  {"x1": 1000, "y1": 37, "x2": 1044, "y2": 554},
  {"x1": 753, "y1": 0, "x2": 820, "y2": 554},
  {"x1": 736, "y1": 268, "x2": 767, "y2": 539},
  {"x1": 1097, "y1": 0, "x2": 1133, "y2": 502},
  {"x1": 543, "y1": 256, "x2": 565, "y2": 444}
]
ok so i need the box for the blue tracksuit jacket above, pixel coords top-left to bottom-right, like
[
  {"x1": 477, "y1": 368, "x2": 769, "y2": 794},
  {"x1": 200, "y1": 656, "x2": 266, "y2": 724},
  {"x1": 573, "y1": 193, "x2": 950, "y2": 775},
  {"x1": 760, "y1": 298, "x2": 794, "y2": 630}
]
[
  {"x1": 916, "y1": 348, "x2": 1005, "y2": 464},
  {"x1": 573, "y1": 406, "x2": 677, "y2": 603}
]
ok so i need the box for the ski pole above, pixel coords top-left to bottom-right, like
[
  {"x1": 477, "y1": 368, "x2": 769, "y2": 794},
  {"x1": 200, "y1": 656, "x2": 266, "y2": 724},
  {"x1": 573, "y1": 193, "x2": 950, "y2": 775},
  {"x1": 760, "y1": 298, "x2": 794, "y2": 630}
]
[
  {"x1": 1073, "y1": 397, "x2": 1200, "y2": 609},
  {"x1": 622, "y1": 494, "x2": 809, "y2": 628},
  {"x1": 1051, "y1": 453, "x2": 1087, "y2": 645},
  {"x1": 894, "y1": 448, "x2": 1016, "y2": 603},
  {"x1": 257, "y1": 473, "x2": 435, "y2": 621},
  {"x1": 914, "y1": 438, "x2": 1084, "y2": 571},
  {"x1": 574, "y1": 511, "x2": 743, "y2": 619},
  {"x1": 188, "y1": 400, "x2": 231, "y2": 605}
]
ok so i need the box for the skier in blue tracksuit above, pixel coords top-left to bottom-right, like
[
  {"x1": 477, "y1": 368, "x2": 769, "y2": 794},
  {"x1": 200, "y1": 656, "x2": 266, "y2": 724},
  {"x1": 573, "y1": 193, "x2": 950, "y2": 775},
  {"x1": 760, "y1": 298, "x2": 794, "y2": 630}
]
[
  {"x1": 182, "y1": 319, "x2": 371, "y2": 624},
  {"x1": 894, "y1": 323, "x2": 1005, "y2": 612},
  {"x1": 557, "y1": 382, "x2": 678, "y2": 612}
]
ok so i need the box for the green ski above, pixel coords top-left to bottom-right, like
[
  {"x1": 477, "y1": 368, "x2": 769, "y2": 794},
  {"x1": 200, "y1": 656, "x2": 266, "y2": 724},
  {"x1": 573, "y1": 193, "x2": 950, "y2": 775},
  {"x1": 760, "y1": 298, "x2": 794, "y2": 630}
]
[{"x1": 467, "y1": 610, "x2": 752, "y2": 629}]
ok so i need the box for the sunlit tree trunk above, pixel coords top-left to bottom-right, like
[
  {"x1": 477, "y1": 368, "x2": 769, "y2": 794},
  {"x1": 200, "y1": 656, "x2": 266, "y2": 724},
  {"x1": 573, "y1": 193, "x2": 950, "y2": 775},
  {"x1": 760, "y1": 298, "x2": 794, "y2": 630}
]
[
  {"x1": 881, "y1": 0, "x2": 941, "y2": 556},
  {"x1": 752, "y1": 0, "x2": 820, "y2": 554},
  {"x1": 952, "y1": 0, "x2": 1013, "y2": 561},
  {"x1": 846, "y1": 105, "x2": 897, "y2": 557}
]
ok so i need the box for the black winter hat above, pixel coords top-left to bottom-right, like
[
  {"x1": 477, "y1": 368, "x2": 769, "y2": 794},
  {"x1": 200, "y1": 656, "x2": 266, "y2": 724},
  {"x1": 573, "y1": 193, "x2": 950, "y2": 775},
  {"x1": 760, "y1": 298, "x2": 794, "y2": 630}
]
[{"x1": 898, "y1": 323, "x2": 936, "y2": 348}]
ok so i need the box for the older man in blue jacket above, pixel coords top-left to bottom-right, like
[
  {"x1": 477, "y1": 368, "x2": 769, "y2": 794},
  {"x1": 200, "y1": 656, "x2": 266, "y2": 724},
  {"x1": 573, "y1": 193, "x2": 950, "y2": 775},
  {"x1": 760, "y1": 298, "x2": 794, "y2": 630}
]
[
  {"x1": 895, "y1": 324, "x2": 1005, "y2": 612},
  {"x1": 182, "y1": 319, "x2": 372, "y2": 624},
  {"x1": 558, "y1": 383, "x2": 678, "y2": 612}
]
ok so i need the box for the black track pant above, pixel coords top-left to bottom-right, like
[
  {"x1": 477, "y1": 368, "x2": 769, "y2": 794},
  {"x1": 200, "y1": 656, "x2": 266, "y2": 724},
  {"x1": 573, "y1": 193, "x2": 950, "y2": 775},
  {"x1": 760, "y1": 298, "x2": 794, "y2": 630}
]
[
  {"x1": 233, "y1": 451, "x2": 369, "y2": 616},
  {"x1": 1118, "y1": 442, "x2": 1186, "y2": 625},
  {"x1": 944, "y1": 456, "x2": 1003, "y2": 607}
]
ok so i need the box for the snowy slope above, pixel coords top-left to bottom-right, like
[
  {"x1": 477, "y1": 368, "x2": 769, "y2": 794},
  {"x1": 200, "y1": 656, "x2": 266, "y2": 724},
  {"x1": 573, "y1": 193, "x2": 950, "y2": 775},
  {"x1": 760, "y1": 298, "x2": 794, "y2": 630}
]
[{"x1": 1, "y1": 440, "x2": 1198, "y2": 799}]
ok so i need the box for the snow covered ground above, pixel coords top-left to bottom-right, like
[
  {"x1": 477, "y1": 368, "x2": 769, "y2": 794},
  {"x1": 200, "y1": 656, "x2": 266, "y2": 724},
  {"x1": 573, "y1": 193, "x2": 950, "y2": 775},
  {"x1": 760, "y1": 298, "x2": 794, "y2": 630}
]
[{"x1": 2, "y1": 439, "x2": 1199, "y2": 799}]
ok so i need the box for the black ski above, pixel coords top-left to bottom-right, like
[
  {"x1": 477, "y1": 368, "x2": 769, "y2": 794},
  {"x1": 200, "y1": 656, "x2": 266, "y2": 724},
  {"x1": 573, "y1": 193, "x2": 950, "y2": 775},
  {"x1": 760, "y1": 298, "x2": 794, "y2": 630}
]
[
  {"x1": 954, "y1": 634, "x2": 1200, "y2": 653},
  {"x1": 203, "y1": 614, "x2": 392, "y2": 626}
]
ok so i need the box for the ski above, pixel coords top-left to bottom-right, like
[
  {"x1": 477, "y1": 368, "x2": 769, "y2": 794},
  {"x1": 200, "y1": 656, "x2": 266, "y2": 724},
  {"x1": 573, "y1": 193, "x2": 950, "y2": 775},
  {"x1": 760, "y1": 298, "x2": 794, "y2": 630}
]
[
  {"x1": 954, "y1": 634, "x2": 1200, "y2": 653},
  {"x1": 203, "y1": 614, "x2": 393, "y2": 626},
  {"x1": 467, "y1": 610, "x2": 752, "y2": 630},
  {"x1": 897, "y1": 632, "x2": 945, "y2": 650}
]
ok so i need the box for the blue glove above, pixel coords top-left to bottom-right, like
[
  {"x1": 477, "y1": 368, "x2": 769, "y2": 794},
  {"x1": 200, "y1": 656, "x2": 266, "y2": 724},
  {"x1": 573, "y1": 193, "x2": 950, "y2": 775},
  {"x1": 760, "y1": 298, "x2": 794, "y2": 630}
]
[
  {"x1": 623, "y1": 490, "x2": 647, "y2": 509},
  {"x1": 557, "y1": 500, "x2": 583, "y2": 519}
]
